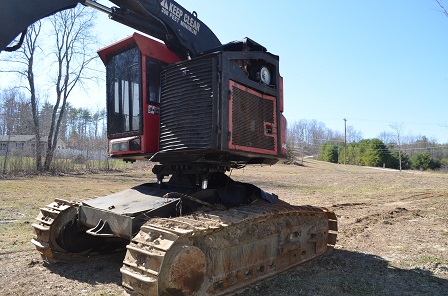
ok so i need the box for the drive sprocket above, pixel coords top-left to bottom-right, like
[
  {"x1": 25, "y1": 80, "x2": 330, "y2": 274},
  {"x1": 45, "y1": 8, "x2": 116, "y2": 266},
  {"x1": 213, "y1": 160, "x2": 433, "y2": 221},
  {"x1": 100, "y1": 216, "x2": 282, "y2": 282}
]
[{"x1": 31, "y1": 199, "x2": 100, "y2": 262}]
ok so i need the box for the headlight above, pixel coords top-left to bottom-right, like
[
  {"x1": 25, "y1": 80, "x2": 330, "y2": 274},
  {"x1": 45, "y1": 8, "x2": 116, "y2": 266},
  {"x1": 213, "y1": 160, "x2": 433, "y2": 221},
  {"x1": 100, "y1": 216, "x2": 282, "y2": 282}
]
[
  {"x1": 110, "y1": 136, "x2": 142, "y2": 153},
  {"x1": 110, "y1": 141, "x2": 129, "y2": 152},
  {"x1": 259, "y1": 66, "x2": 271, "y2": 85},
  {"x1": 120, "y1": 142, "x2": 128, "y2": 151}
]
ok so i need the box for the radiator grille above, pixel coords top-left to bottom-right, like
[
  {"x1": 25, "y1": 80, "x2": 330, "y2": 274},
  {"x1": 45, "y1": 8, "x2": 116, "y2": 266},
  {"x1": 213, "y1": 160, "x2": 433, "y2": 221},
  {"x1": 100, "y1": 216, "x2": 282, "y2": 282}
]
[
  {"x1": 159, "y1": 57, "x2": 215, "y2": 151},
  {"x1": 230, "y1": 83, "x2": 276, "y2": 153}
]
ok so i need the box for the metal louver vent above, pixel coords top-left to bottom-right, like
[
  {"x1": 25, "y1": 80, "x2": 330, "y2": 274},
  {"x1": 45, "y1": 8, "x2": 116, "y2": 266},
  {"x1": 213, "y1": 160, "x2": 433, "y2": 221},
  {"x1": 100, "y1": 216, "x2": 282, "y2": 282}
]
[
  {"x1": 159, "y1": 57, "x2": 215, "y2": 151},
  {"x1": 230, "y1": 82, "x2": 277, "y2": 154}
]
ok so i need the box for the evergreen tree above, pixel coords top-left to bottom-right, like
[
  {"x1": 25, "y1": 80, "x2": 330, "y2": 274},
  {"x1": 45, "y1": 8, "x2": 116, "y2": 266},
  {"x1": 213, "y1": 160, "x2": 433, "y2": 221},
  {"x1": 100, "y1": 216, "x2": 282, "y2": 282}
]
[
  {"x1": 410, "y1": 152, "x2": 440, "y2": 170},
  {"x1": 318, "y1": 142, "x2": 340, "y2": 163}
]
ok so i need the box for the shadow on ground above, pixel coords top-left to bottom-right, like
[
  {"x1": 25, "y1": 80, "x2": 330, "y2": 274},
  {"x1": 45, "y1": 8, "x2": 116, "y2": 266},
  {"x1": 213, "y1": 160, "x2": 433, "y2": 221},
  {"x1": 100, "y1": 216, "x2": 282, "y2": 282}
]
[
  {"x1": 43, "y1": 249, "x2": 448, "y2": 295},
  {"x1": 238, "y1": 249, "x2": 448, "y2": 296},
  {"x1": 45, "y1": 250, "x2": 126, "y2": 286}
]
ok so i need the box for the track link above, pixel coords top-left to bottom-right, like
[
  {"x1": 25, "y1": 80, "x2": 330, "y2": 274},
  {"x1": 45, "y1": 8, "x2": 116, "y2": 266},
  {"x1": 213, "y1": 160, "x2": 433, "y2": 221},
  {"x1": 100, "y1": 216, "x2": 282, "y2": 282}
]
[
  {"x1": 31, "y1": 199, "x2": 84, "y2": 262},
  {"x1": 121, "y1": 201, "x2": 338, "y2": 295}
]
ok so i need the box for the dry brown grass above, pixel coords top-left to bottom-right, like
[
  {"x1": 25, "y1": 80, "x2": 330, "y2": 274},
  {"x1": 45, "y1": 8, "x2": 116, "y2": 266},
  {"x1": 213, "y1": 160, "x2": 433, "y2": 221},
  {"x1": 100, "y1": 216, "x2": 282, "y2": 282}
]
[{"x1": 0, "y1": 160, "x2": 447, "y2": 295}]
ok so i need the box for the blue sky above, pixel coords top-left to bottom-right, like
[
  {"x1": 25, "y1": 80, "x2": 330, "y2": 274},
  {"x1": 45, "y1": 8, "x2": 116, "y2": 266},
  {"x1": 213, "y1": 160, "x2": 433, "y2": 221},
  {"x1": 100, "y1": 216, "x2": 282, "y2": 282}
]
[
  {"x1": 2, "y1": 0, "x2": 448, "y2": 143},
  {"x1": 178, "y1": 0, "x2": 448, "y2": 143}
]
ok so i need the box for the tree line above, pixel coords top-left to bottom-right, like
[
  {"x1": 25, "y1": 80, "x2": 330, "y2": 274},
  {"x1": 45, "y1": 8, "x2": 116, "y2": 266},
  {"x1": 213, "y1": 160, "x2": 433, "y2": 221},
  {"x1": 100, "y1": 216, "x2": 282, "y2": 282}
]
[
  {"x1": 287, "y1": 119, "x2": 448, "y2": 171},
  {"x1": 287, "y1": 119, "x2": 363, "y2": 161},
  {"x1": 0, "y1": 87, "x2": 109, "y2": 174},
  {"x1": 0, "y1": 88, "x2": 106, "y2": 145},
  {"x1": 318, "y1": 138, "x2": 447, "y2": 170}
]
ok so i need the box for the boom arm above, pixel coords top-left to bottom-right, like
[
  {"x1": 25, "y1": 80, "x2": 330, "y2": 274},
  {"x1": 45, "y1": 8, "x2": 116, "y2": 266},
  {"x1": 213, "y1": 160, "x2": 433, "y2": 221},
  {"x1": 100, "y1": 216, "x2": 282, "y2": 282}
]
[
  {"x1": 0, "y1": 0, "x2": 221, "y2": 58},
  {"x1": 0, "y1": 0, "x2": 81, "y2": 52}
]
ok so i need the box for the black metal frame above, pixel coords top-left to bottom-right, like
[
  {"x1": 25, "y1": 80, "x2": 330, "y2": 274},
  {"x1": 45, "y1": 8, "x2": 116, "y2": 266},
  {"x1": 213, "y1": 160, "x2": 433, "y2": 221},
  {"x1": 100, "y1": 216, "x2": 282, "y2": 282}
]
[
  {"x1": 106, "y1": 44, "x2": 144, "y2": 139},
  {"x1": 152, "y1": 43, "x2": 283, "y2": 167}
]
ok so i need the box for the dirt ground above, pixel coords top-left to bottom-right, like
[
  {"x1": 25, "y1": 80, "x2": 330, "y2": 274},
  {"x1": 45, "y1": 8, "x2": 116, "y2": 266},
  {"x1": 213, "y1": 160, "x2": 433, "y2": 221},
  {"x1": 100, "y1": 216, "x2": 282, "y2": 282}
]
[{"x1": 0, "y1": 160, "x2": 447, "y2": 295}]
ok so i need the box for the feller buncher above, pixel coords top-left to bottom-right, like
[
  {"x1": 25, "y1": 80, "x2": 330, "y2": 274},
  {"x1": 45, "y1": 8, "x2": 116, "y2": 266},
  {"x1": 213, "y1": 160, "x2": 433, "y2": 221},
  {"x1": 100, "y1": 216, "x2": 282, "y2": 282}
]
[{"x1": 0, "y1": 1, "x2": 337, "y2": 295}]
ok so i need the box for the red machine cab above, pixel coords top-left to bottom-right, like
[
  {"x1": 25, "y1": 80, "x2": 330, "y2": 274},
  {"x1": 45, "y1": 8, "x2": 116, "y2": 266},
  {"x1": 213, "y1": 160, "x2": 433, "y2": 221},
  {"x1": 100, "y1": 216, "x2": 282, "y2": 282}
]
[{"x1": 98, "y1": 33, "x2": 180, "y2": 160}]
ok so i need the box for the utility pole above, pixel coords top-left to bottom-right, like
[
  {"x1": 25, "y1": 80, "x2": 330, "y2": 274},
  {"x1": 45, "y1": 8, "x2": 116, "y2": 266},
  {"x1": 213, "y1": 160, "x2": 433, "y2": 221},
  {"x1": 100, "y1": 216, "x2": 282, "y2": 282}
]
[{"x1": 343, "y1": 118, "x2": 347, "y2": 165}]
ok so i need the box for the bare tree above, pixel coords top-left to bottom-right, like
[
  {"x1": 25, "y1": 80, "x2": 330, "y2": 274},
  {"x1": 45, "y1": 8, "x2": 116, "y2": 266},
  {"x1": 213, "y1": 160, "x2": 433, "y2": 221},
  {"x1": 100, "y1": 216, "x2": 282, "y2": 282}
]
[
  {"x1": 92, "y1": 107, "x2": 105, "y2": 139},
  {"x1": 288, "y1": 119, "x2": 352, "y2": 159},
  {"x1": 378, "y1": 131, "x2": 395, "y2": 145},
  {"x1": 0, "y1": 88, "x2": 30, "y2": 174},
  {"x1": 0, "y1": 22, "x2": 44, "y2": 170},
  {"x1": 0, "y1": 89, "x2": 21, "y2": 135},
  {"x1": 0, "y1": 91, "x2": 19, "y2": 176},
  {"x1": 25, "y1": 23, "x2": 44, "y2": 170},
  {"x1": 390, "y1": 122, "x2": 404, "y2": 171},
  {"x1": 43, "y1": 5, "x2": 98, "y2": 171},
  {"x1": 346, "y1": 125, "x2": 363, "y2": 143},
  {"x1": 22, "y1": 22, "x2": 44, "y2": 170}
]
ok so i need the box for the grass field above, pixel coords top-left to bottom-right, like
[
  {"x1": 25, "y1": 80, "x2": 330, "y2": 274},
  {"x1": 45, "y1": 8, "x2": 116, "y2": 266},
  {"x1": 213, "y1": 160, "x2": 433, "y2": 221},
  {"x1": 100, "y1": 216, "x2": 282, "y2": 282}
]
[
  {"x1": 0, "y1": 160, "x2": 447, "y2": 295},
  {"x1": 0, "y1": 155, "x2": 132, "y2": 175}
]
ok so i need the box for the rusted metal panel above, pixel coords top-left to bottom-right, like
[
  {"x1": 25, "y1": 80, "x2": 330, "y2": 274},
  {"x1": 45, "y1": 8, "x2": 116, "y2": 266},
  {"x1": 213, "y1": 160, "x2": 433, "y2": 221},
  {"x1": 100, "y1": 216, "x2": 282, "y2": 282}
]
[{"x1": 212, "y1": 236, "x2": 278, "y2": 276}]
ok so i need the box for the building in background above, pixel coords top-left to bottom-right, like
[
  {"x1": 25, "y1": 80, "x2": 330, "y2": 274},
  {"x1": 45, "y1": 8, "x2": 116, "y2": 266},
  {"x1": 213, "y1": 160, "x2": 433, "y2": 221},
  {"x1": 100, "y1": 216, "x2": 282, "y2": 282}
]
[{"x1": 0, "y1": 135, "x2": 67, "y2": 156}]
